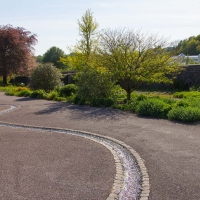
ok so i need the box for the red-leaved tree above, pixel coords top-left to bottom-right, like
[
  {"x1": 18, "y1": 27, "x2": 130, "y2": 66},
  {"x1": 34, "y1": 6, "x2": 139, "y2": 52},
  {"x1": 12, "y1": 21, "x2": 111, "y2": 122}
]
[{"x1": 0, "y1": 24, "x2": 37, "y2": 84}]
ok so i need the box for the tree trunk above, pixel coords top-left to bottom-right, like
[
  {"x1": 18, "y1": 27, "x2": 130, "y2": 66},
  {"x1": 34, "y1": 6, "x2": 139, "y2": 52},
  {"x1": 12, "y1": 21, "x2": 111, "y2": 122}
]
[
  {"x1": 126, "y1": 83, "x2": 132, "y2": 101},
  {"x1": 3, "y1": 74, "x2": 7, "y2": 85},
  {"x1": 119, "y1": 79, "x2": 132, "y2": 101},
  {"x1": 2, "y1": 61, "x2": 8, "y2": 85},
  {"x1": 126, "y1": 91, "x2": 131, "y2": 101}
]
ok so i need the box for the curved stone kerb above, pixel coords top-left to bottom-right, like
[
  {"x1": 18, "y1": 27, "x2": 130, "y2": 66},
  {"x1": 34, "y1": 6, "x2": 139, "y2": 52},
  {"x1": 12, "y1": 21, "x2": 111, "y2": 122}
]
[{"x1": 0, "y1": 104, "x2": 150, "y2": 200}]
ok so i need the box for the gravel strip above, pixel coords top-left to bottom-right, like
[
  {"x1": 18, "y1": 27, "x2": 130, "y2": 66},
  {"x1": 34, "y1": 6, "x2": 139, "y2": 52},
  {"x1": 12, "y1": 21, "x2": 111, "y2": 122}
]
[{"x1": 0, "y1": 104, "x2": 20, "y2": 115}]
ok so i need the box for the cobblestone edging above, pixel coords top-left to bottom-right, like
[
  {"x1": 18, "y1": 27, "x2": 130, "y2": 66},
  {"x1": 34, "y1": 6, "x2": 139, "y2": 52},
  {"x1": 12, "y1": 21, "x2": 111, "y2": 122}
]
[
  {"x1": 0, "y1": 104, "x2": 20, "y2": 114},
  {"x1": 0, "y1": 104, "x2": 150, "y2": 200}
]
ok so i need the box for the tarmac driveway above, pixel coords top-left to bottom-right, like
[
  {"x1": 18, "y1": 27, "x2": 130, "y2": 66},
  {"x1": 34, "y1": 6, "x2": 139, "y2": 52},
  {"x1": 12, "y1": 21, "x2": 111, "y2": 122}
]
[{"x1": 0, "y1": 92, "x2": 200, "y2": 200}]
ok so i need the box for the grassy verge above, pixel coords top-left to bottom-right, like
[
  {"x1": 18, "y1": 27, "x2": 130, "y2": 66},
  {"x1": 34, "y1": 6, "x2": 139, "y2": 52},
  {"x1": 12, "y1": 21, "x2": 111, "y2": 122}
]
[{"x1": 0, "y1": 85, "x2": 200, "y2": 123}]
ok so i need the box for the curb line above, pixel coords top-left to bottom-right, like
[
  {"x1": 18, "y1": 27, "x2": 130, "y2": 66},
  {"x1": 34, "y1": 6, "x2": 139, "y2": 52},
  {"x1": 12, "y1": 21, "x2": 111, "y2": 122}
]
[{"x1": 0, "y1": 104, "x2": 150, "y2": 199}]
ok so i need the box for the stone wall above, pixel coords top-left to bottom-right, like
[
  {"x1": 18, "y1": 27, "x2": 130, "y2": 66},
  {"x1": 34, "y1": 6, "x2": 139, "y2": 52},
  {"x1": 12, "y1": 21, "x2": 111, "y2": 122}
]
[{"x1": 176, "y1": 64, "x2": 200, "y2": 86}]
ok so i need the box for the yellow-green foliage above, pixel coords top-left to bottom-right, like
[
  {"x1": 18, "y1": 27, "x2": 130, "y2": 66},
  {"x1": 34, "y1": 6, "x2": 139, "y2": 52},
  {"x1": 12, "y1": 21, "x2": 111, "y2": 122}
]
[
  {"x1": 139, "y1": 91, "x2": 174, "y2": 99},
  {"x1": 60, "y1": 10, "x2": 99, "y2": 72},
  {"x1": 97, "y1": 29, "x2": 184, "y2": 100},
  {"x1": 0, "y1": 85, "x2": 16, "y2": 91},
  {"x1": 136, "y1": 98, "x2": 171, "y2": 118},
  {"x1": 60, "y1": 53, "x2": 87, "y2": 71},
  {"x1": 1, "y1": 86, "x2": 31, "y2": 96},
  {"x1": 168, "y1": 107, "x2": 200, "y2": 122},
  {"x1": 46, "y1": 91, "x2": 59, "y2": 100},
  {"x1": 173, "y1": 91, "x2": 200, "y2": 99},
  {"x1": 14, "y1": 86, "x2": 29, "y2": 92}
]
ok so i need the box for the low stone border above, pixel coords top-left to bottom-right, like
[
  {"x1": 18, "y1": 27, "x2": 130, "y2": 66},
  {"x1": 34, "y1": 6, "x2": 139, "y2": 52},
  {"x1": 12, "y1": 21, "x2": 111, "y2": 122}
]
[
  {"x1": 0, "y1": 104, "x2": 150, "y2": 200},
  {"x1": 0, "y1": 104, "x2": 20, "y2": 115}
]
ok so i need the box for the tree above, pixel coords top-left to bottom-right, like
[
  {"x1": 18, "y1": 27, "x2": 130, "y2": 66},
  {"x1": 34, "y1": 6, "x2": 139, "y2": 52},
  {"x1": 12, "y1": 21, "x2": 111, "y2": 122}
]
[
  {"x1": 43, "y1": 46, "x2": 66, "y2": 69},
  {"x1": 176, "y1": 35, "x2": 200, "y2": 55},
  {"x1": 76, "y1": 68, "x2": 114, "y2": 101},
  {"x1": 0, "y1": 24, "x2": 37, "y2": 84},
  {"x1": 98, "y1": 29, "x2": 182, "y2": 100},
  {"x1": 60, "y1": 9, "x2": 99, "y2": 70},
  {"x1": 30, "y1": 63, "x2": 62, "y2": 92},
  {"x1": 77, "y1": 9, "x2": 99, "y2": 60},
  {"x1": 36, "y1": 55, "x2": 43, "y2": 63}
]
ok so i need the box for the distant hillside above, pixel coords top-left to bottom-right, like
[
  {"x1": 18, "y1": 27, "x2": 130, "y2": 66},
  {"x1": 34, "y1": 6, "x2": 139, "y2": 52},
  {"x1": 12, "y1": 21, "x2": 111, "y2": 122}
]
[{"x1": 175, "y1": 34, "x2": 200, "y2": 55}]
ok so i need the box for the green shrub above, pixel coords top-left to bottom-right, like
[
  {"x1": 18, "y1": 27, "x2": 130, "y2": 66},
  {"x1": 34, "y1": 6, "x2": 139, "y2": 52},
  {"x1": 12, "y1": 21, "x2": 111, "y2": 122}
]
[
  {"x1": 136, "y1": 94, "x2": 148, "y2": 101},
  {"x1": 120, "y1": 102, "x2": 138, "y2": 112},
  {"x1": 187, "y1": 98, "x2": 200, "y2": 108},
  {"x1": 187, "y1": 91, "x2": 200, "y2": 98},
  {"x1": 175, "y1": 99, "x2": 189, "y2": 107},
  {"x1": 54, "y1": 97, "x2": 66, "y2": 101},
  {"x1": 30, "y1": 63, "x2": 62, "y2": 92},
  {"x1": 168, "y1": 107, "x2": 200, "y2": 122},
  {"x1": 65, "y1": 94, "x2": 75, "y2": 103},
  {"x1": 111, "y1": 85, "x2": 127, "y2": 101},
  {"x1": 111, "y1": 103, "x2": 122, "y2": 110},
  {"x1": 76, "y1": 69, "x2": 115, "y2": 102},
  {"x1": 136, "y1": 98, "x2": 171, "y2": 118},
  {"x1": 90, "y1": 98, "x2": 114, "y2": 107},
  {"x1": 173, "y1": 91, "x2": 200, "y2": 99},
  {"x1": 173, "y1": 92, "x2": 184, "y2": 98},
  {"x1": 173, "y1": 98, "x2": 200, "y2": 109},
  {"x1": 58, "y1": 84, "x2": 77, "y2": 97},
  {"x1": 17, "y1": 89, "x2": 32, "y2": 97},
  {"x1": 30, "y1": 90, "x2": 46, "y2": 99},
  {"x1": 46, "y1": 91, "x2": 59, "y2": 100},
  {"x1": 73, "y1": 96, "x2": 85, "y2": 105},
  {"x1": 162, "y1": 98, "x2": 176, "y2": 105},
  {"x1": 189, "y1": 85, "x2": 200, "y2": 92},
  {"x1": 0, "y1": 85, "x2": 19, "y2": 93},
  {"x1": 14, "y1": 86, "x2": 29, "y2": 92},
  {"x1": 5, "y1": 90, "x2": 15, "y2": 96},
  {"x1": 111, "y1": 100, "x2": 138, "y2": 112}
]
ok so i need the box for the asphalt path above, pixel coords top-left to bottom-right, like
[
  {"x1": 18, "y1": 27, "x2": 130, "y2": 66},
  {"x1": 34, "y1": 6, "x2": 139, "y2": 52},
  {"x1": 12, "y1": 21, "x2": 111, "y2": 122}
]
[{"x1": 0, "y1": 92, "x2": 200, "y2": 200}]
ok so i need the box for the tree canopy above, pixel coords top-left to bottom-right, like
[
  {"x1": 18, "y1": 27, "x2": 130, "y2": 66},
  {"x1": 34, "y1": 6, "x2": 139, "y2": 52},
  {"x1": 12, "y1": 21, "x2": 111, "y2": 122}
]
[
  {"x1": 60, "y1": 9, "x2": 99, "y2": 71},
  {"x1": 176, "y1": 35, "x2": 200, "y2": 55},
  {"x1": 30, "y1": 63, "x2": 62, "y2": 92},
  {"x1": 36, "y1": 55, "x2": 43, "y2": 63},
  {"x1": 43, "y1": 46, "x2": 66, "y2": 69},
  {"x1": 98, "y1": 29, "x2": 183, "y2": 100},
  {"x1": 61, "y1": 10, "x2": 183, "y2": 100},
  {"x1": 0, "y1": 24, "x2": 37, "y2": 84},
  {"x1": 77, "y1": 9, "x2": 99, "y2": 59}
]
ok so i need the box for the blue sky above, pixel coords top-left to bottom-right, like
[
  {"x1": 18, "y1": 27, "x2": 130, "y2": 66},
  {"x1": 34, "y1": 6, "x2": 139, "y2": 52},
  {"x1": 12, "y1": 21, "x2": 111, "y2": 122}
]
[{"x1": 1, "y1": 0, "x2": 200, "y2": 56}]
